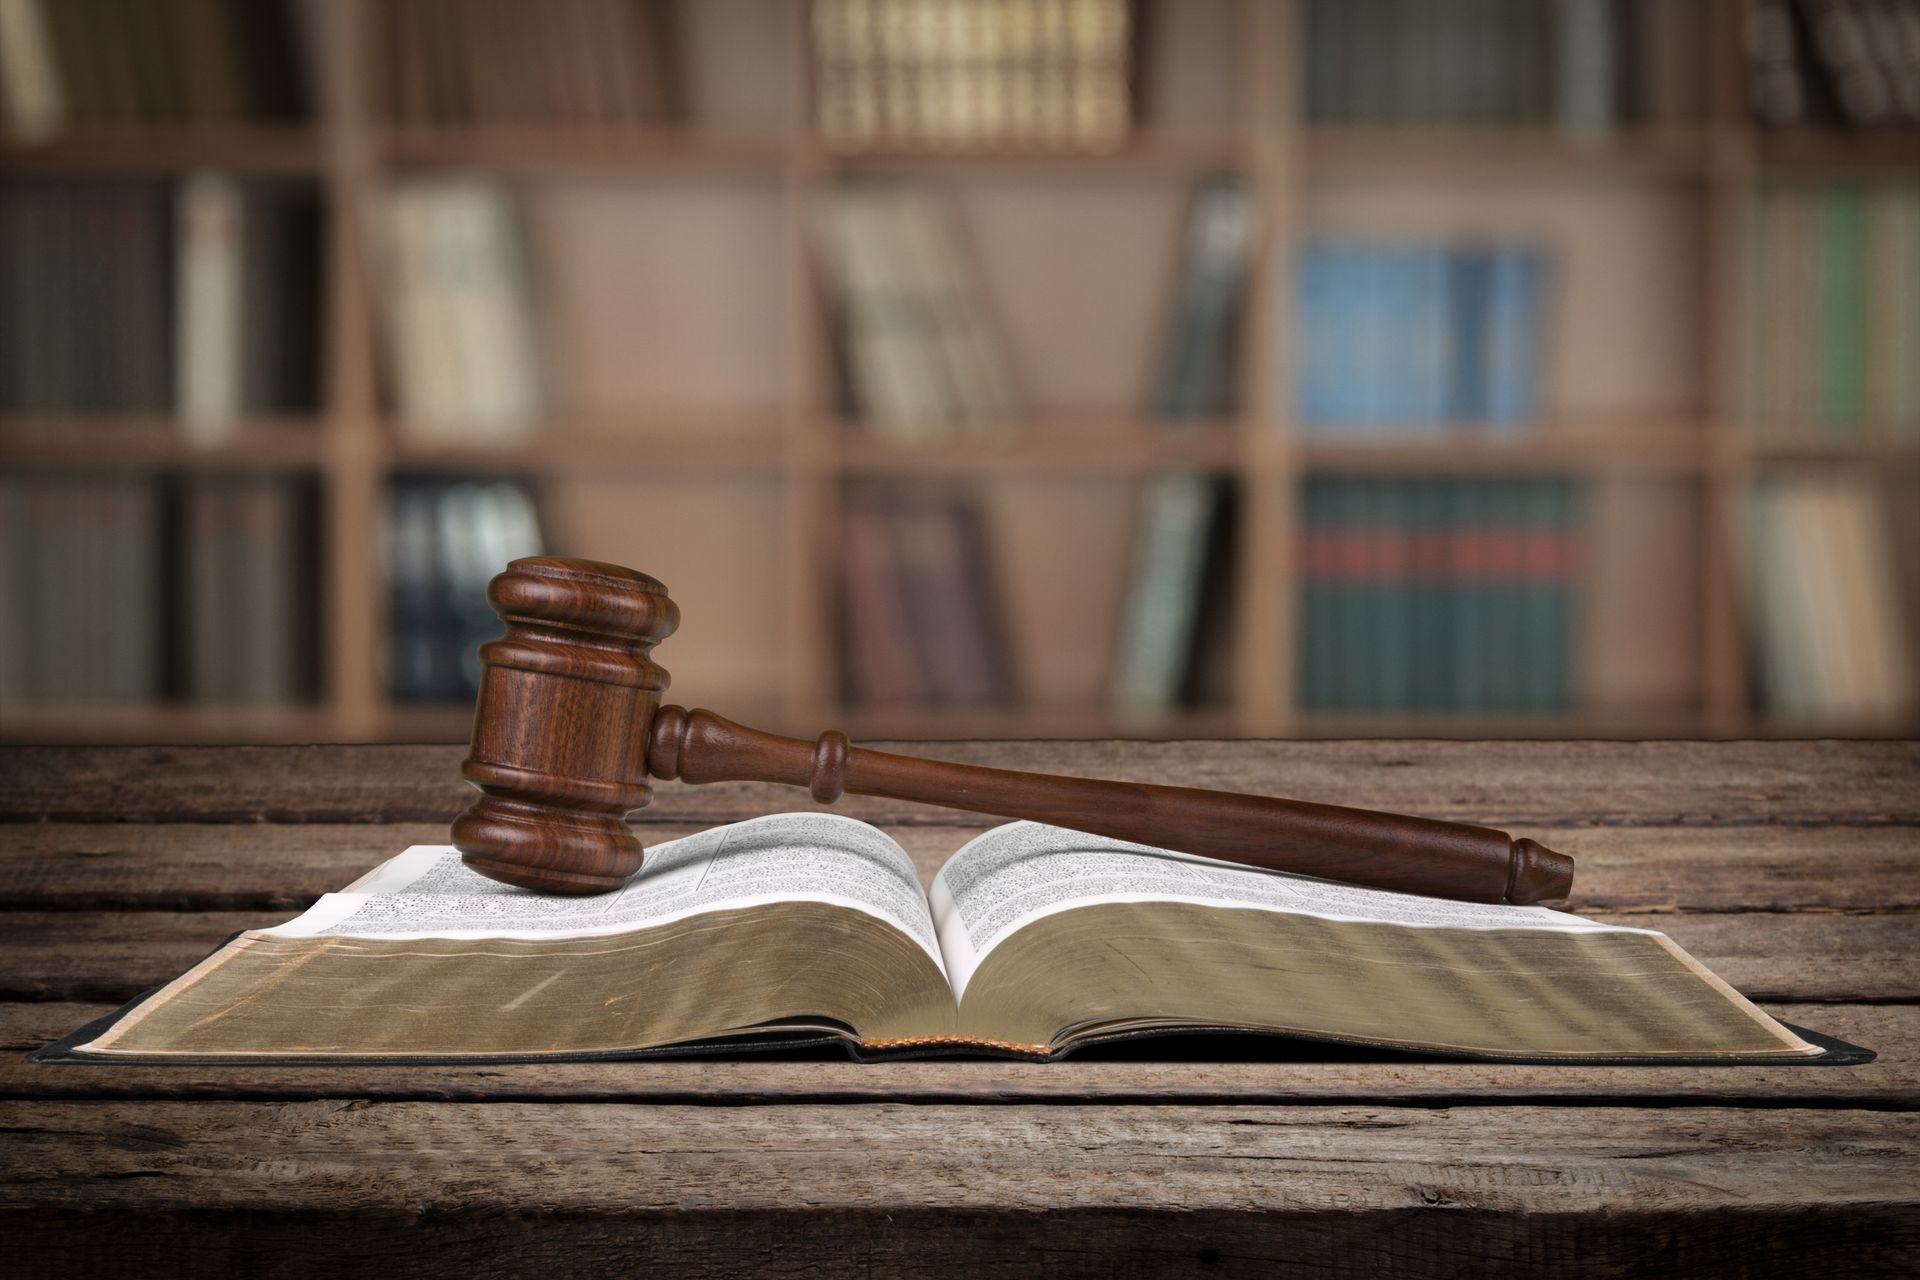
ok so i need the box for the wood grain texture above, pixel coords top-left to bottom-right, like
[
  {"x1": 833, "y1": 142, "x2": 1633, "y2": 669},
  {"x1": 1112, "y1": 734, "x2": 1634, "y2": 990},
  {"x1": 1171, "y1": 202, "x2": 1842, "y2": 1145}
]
[
  {"x1": 2, "y1": 739, "x2": 1913, "y2": 1278},
  {"x1": 5, "y1": 821, "x2": 1918, "y2": 911},
  {"x1": 4, "y1": 1001, "x2": 1912, "y2": 1106},
  {"x1": 1, "y1": 908, "x2": 1910, "y2": 1005},
  {"x1": 0, "y1": 1101, "x2": 1913, "y2": 1278},
  {"x1": 5, "y1": 739, "x2": 1915, "y2": 826}
]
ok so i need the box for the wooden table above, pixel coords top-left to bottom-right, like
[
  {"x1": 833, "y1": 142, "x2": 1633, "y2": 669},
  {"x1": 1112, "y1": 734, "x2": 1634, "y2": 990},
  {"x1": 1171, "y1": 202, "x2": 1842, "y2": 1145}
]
[{"x1": 2, "y1": 740, "x2": 1916, "y2": 1276}]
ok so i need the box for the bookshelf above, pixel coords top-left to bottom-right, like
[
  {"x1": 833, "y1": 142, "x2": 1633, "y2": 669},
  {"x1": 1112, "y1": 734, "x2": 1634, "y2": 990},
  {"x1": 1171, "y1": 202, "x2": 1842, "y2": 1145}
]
[{"x1": 1, "y1": 0, "x2": 1915, "y2": 744}]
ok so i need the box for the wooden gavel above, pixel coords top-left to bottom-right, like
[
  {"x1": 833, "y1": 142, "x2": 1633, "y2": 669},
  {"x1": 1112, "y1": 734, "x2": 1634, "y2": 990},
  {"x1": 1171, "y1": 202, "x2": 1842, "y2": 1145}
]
[{"x1": 451, "y1": 557, "x2": 1574, "y2": 904}]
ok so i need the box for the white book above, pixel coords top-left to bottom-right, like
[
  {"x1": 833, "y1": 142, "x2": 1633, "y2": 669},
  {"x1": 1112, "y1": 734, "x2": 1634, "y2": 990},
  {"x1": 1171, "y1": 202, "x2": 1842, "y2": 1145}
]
[
  {"x1": 440, "y1": 182, "x2": 543, "y2": 442},
  {"x1": 0, "y1": 0, "x2": 64, "y2": 140},
  {"x1": 378, "y1": 185, "x2": 462, "y2": 437},
  {"x1": 175, "y1": 172, "x2": 247, "y2": 445}
]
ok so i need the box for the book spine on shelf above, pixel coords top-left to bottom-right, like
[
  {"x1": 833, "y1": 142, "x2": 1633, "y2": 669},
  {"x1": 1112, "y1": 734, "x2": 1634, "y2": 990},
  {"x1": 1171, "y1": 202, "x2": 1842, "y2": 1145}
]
[
  {"x1": 0, "y1": 0, "x2": 64, "y2": 138},
  {"x1": 839, "y1": 484, "x2": 924, "y2": 707},
  {"x1": 1821, "y1": 182, "x2": 1867, "y2": 437},
  {"x1": 176, "y1": 171, "x2": 247, "y2": 444},
  {"x1": 1482, "y1": 246, "x2": 1544, "y2": 433}
]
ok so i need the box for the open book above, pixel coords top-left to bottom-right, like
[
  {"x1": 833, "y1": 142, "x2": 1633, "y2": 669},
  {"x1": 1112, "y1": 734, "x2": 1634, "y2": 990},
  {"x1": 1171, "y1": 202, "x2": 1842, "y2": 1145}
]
[{"x1": 42, "y1": 813, "x2": 1859, "y2": 1064}]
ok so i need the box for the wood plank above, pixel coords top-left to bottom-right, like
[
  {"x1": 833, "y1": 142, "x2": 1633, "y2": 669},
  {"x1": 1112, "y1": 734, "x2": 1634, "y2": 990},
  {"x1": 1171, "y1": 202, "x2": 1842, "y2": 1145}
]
[
  {"x1": 4, "y1": 821, "x2": 1916, "y2": 911},
  {"x1": 1, "y1": 909, "x2": 1909, "y2": 1004},
  {"x1": 2, "y1": 1001, "x2": 1907, "y2": 1107},
  {"x1": 3, "y1": 741, "x2": 1916, "y2": 827},
  {"x1": 0, "y1": 1101, "x2": 1913, "y2": 1277}
]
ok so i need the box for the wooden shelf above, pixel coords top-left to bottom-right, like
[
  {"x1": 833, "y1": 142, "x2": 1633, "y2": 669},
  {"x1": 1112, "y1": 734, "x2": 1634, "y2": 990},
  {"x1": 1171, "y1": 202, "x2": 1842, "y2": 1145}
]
[
  {"x1": 1297, "y1": 429, "x2": 1708, "y2": 474},
  {"x1": 1747, "y1": 438, "x2": 1920, "y2": 471},
  {"x1": 832, "y1": 705, "x2": 1245, "y2": 742},
  {"x1": 814, "y1": 130, "x2": 1249, "y2": 176},
  {"x1": 0, "y1": 704, "x2": 340, "y2": 745},
  {"x1": 0, "y1": 127, "x2": 322, "y2": 174},
  {"x1": 830, "y1": 423, "x2": 1242, "y2": 474},
  {"x1": 379, "y1": 127, "x2": 790, "y2": 175},
  {"x1": 386, "y1": 422, "x2": 787, "y2": 473},
  {"x1": 1302, "y1": 127, "x2": 1714, "y2": 178},
  {"x1": 0, "y1": 419, "x2": 326, "y2": 469},
  {"x1": 1755, "y1": 130, "x2": 1920, "y2": 172},
  {"x1": 1292, "y1": 708, "x2": 1722, "y2": 740}
]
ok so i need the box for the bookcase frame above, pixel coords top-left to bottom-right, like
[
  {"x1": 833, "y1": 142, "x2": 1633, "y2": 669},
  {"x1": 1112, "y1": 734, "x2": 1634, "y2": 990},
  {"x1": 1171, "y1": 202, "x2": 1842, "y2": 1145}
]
[{"x1": 1, "y1": 0, "x2": 1915, "y2": 744}]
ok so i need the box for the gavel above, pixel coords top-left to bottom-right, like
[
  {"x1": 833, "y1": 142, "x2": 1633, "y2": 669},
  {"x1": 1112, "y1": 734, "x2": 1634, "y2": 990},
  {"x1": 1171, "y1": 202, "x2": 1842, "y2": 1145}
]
[{"x1": 451, "y1": 557, "x2": 1574, "y2": 904}]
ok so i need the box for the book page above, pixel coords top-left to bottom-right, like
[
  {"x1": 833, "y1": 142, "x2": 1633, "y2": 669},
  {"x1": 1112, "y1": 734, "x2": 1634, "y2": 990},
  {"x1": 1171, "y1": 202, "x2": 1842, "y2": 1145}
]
[
  {"x1": 929, "y1": 821, "x2": 1636, "y2": 998},
  {"x1": 267, "y1": 813, "x2": 945, "y2": 970}
]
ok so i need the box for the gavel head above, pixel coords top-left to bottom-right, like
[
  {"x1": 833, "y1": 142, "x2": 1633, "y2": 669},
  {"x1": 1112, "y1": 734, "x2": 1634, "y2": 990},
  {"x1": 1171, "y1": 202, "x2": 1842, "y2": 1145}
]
[{"x1": 451, "y1": 557, "x2": 679, "y2": 894}]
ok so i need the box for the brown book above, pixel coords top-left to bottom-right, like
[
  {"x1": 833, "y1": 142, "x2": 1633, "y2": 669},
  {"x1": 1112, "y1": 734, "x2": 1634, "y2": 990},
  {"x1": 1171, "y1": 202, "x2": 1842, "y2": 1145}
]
[
  {"x1": 39, "y1": 816, "x2": 1855, "y2": 1064},
  {"x1": 838, "y1": 484, "x2": 924, "y2": 706}
]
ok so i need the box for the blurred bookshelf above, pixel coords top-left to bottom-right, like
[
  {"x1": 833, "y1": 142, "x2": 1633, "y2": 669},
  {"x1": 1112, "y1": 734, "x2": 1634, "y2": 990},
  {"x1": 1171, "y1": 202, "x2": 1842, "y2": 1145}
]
[{"x1": 0, "y1": 0, "x2": 1915, "y2": 744}]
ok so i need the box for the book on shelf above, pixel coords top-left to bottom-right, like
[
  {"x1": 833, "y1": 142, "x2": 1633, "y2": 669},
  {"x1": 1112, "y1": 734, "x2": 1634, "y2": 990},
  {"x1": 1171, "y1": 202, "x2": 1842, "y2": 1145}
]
[
  {"x1": 37, "y1": 812, "x2": 1865, "y2": 1065},
  {"x1": 0, "y1": 471, "x2": 317, "y2": 708},
  {"x1": 1111, "y1": 176, "x2": 1250, "y2": 716},
  {"x1": 1304, "y1": 0, "x2": 1703, "y2": 132},
  {"x1": 1299, "y1": 476, "x2": 1580, "y2": 715},
  {"x1": 1294, "y1": 241, "x2": 1549, "y2": 436},
  {"x1": 838, "y1": 479, "x2": 1016, "y2": 709},
  {"x1": 1749, "y1": 474, "x2": 1916, "y2": 725},
  {"x1": 0, "y1": 0, "x2": 309, "y2": 137},
  {"x1": 1747, "y1": 0, "x2": 1920, "y2": 129},
  {"x1": 374, "y1": 178, "x2": 549, "y2": 443},
  {"x1": 385, "y1": 475, "x2": 545, "y2": 704},
  {"x1": 815, "y1": 182, "x2": 1020, "y2": 440},
  {"x1": 178, "y1": 474, "x2": 318, "y2": 705},
  {"x1": 0, "y1": 174, "x2": 320, "y2": 426},
  {"x1": 812, "y1": 0, "x2": 1134, "y2": 152},
  {"x1": 382, "y1": 0, "x2": 677, "y2": 130},
  {"x1": 1743, "y1": 179, "x2": 1920, "y2": 442}
]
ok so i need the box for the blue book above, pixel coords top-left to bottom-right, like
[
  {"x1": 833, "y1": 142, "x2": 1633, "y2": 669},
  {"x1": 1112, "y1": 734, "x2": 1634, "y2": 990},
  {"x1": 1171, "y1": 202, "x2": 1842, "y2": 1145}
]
[
  {"x1": 1295, "y1": 244, "x2": 1338, "y2": 430},
  {"x1": 1447, "y1": 247, "x2": 1493, "y2": 422},
  {"x1": 1484, "y1": 247, "x2": 1545, "y2": 431},
  {"x1": 1406, "y1": 246, "x2": 1453, "y2": 431}
]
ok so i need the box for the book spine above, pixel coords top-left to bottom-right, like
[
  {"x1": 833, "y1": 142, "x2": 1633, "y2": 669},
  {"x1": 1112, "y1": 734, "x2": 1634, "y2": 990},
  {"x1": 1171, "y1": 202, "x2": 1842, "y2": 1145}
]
[
  {"x1": 839, "y1": 484, "x2": 925, "y2": 707},
  {"x1": 0, "y1": 0, "x2": 65, "y2": 138},
  {"x1": 1555, "y1": 0, "x2": 1619, "y2": 139},
  {"x1": 1822, "y1": 182, "x2": 1867, "y2": 437},
  {"x1": 1111, "y1": 472, "x2": 1218, "y2": 715},
  {"x1": 175, "y1": 170, "x2": 247, "y2": 443},
  {"x1": 1482, "y1": 246, "x2": 1544, "y2": 433}
]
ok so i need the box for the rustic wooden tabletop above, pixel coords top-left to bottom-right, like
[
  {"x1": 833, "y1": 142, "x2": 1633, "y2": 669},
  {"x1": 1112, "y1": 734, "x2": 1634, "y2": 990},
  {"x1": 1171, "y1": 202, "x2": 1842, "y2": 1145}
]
[{"x1": 2, "y1": 740, "x2": 1916, "y2": 1276}]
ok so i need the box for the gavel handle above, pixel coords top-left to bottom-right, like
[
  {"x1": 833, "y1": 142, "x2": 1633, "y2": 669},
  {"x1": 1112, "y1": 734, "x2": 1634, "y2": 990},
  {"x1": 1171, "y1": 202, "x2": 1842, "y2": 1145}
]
[{"x1": 645, "y1": 706, "x2": 1572, "y2": 905}]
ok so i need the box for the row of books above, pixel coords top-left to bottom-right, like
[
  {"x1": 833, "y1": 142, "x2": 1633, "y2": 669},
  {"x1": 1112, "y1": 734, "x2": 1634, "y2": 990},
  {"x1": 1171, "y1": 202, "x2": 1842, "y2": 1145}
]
[
  {"x1": 1304, "y1": 0, "x2": 1705, "y2": 132},
  {"x1": 0, "y1": 473, "x2": 316, "y2": 706},
  {"x1": 373, "y1": 179, "x2": 548, "y2": 441},
  {"x1": 1748, "y1": 0, "x2": 1920, "y2": 129},
  {"x1": 1298, "y1": 477, "x2": 1580, "y2": 715},
  {"x1": 812, "y1": 0, "x2": 1133, "y2": 150},
  {"x1": 386, "y1": 475, "x2": 544, "y2": 703},
  {"x1": 1750, "y1": 475, "x2": 1915, "y2": 724},
  {"x1": 1294, "y1": 244, "x2": 1548, "y2": 434},
  {"x1": 815, "y1": 182, "x2": 1020, "y2": 439},
  {"x1": 0, "y1": 177, "x2": 322, "y2": 429},
  {"x1": 0, "y1": 0, "x2": 307, "y2": 138},
  {"x1": 1742, "y1": 181, "x2": 1920, "y2": 439},
  {"x1": 837, "y1": 480, "x2": 1014, "y2": 708},
  {"x1": 382, "y1": 0, "x2": 678, "y2": 129}
]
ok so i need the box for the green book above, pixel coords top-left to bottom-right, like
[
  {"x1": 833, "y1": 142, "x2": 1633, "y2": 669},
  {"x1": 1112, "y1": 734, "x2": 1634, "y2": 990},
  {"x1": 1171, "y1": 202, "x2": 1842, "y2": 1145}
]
[
  {"x1": 1524, "y1": 481, "x2": 1576, "y2": 713},
  {"x1": 1451, "y1": 479, "x2": 1489, "y2": 713},
  {"x1": 1374, "y1": 480, "x2": 1414, "y2": 712},
  {"x1": 1822, "y1": 184, "x2": 1867, "y2": 436},
  {"x1": 1483, "y1": 479, "x2": 1530, "y2": 714}
]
